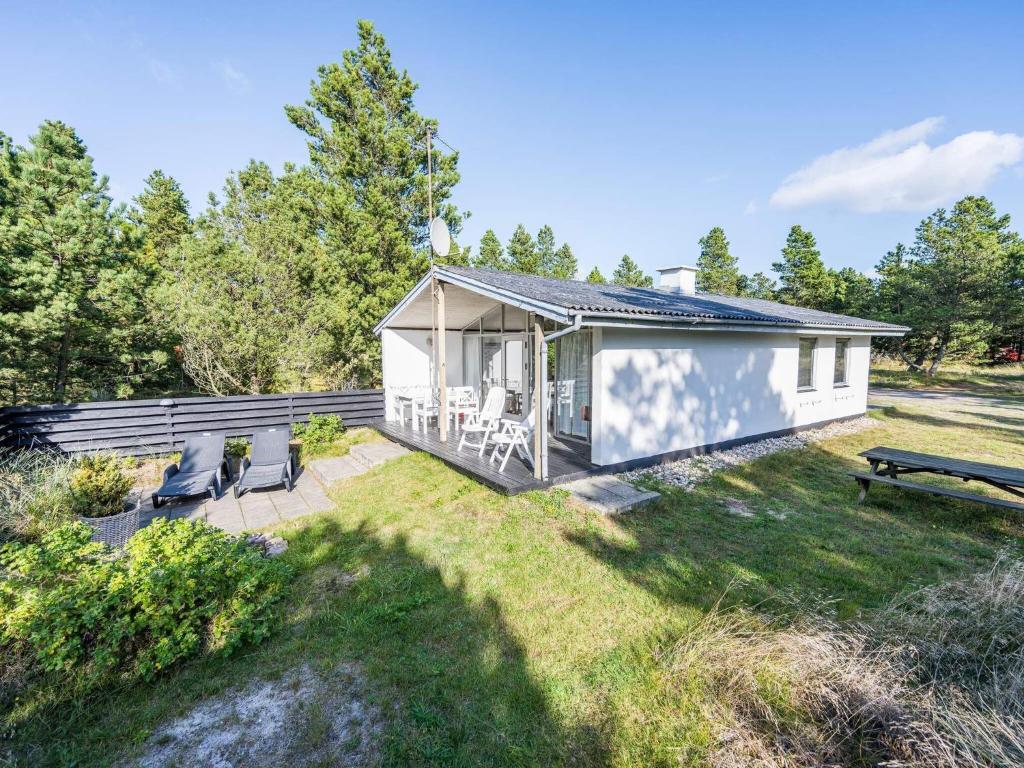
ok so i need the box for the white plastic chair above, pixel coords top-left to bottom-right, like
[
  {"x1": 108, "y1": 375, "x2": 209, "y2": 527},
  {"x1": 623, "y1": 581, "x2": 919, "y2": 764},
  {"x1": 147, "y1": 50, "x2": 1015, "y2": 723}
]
[
  {"x1": 448, "y1": 386, "x2": 478, "y2": 432},
  {"x1": 489, "y1": 408, "x2": 535, "y2": 473},
  {"x1": 457, "y1": 387, "x2": 505, "y2": 456}
]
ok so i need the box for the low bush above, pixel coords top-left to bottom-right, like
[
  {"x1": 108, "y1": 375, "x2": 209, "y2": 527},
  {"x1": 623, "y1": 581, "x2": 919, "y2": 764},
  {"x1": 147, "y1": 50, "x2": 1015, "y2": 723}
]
[
  {"x1": 0, "y1": 449, "x2": 76, "y2": 541},
  {"x1": 68, "y1": 453, "x2": 135, "y2": 518},
  {"x1": 292, "y1": 414, "x2": 344, "y2": 455},
  {"x1": 224, "y1": 438, "x2": 250, "y2": 459},
  {"x1": 0, "y1": 518, "x2": 289, "y2": 703}
]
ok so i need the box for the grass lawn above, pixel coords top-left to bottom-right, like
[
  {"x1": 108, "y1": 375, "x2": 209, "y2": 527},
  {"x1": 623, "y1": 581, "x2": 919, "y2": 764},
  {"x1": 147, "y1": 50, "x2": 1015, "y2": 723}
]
[
  {"x1": 870, "y1": 357, "x2": 1024, "y2": 397},
  {"x1": 8, "y1": 395, "x2": 1024, "y2": 766}
]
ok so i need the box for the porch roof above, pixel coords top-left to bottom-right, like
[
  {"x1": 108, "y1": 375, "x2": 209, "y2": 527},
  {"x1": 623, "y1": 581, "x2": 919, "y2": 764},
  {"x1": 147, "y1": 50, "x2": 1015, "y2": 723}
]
[{"x1": 375, "y1": 265, "x2": 910, "y2": 335}]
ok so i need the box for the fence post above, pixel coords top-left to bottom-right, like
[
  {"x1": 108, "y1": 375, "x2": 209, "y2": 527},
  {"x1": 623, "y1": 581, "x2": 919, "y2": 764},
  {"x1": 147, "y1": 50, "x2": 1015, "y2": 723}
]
[{"x1": 159, "y1": 398, "x2": 175, "y2": 452}]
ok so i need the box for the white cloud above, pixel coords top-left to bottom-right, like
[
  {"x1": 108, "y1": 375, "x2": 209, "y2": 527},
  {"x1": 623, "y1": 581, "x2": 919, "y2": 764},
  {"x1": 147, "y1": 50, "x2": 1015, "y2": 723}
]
[
  {"x1": 147, "y1": 58, "x2": 177, "y2": 86},
  {"x1": 217, "y1": 60, "x2": 251, "y2": 94},
  {"x1": 770, "y1": 117, "x2": 1024, "y2": 212}
]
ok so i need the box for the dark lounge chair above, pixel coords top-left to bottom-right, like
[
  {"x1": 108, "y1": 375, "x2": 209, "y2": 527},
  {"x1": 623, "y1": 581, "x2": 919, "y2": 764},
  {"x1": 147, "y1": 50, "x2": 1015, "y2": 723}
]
[
  {"x1": 234, "y1": 428, "x2": 295, "y2": 498},
  {"x1": 152, "y1": 433, "x2": 231, "y2": 508}
]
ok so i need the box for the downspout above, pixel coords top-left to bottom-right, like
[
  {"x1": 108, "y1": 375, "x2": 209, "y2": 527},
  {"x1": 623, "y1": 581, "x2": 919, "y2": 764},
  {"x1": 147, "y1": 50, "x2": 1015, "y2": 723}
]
[{"x1": 536, "y1": 314, "x2": 584, "y2": 480}]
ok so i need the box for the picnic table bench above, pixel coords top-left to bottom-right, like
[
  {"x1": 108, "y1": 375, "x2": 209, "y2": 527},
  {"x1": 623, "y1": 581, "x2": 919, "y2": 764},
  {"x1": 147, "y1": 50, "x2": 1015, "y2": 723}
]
[{"x1": 849, "y1": 446, "x2": 1024, "y2": 511}]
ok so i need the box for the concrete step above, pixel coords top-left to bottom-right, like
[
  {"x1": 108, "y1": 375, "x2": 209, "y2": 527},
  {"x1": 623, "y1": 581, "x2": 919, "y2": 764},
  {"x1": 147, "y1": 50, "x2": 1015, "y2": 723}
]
[
  {"x1": 307, "y1": 455, "x2": 366, "y2": 487},
  {"x1": 558, "y1": 475, "x2": 661, "y2": 515},
  {"x1": 349, "y1": 441, "x2": 411, "y2": 470}
]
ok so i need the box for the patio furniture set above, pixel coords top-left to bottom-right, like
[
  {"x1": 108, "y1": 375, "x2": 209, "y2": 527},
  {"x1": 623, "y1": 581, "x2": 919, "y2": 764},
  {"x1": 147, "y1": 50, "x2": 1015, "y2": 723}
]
[
  {"x1": 393, "y1": 385, "x2": 535, "y2": 473},
  {"x1": 152, "y1": 428, "x2": 297, "y2": 508}
]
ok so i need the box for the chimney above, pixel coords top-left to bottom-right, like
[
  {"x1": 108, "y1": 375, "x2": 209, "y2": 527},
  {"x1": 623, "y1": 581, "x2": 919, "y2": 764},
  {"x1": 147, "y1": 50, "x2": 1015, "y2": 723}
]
[{"x1": 657, "y1": 265, "x2": 698, "y2": 294}]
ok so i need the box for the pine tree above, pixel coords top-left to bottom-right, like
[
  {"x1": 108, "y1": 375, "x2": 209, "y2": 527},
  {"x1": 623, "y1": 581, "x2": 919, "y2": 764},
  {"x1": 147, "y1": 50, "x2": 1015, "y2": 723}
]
[
  {"x1": 174, "y1": 162, "x2": 343, "y2": 394},
  {"x1": 586, "y1": 266, "x2": 607, "y2": 284},
  {"x1": 612, "y1": 254, "x2": 653, "y2": 287},
  {"x1": 551, "y1": 243, "x2": 578, "y2": 280},
  {"x1": 832, "y1": 267, "x2": 875, "y2": 317},
  {"x1": 507, "y1": 224, "x2": 539, "y2": 274},
  {"x1": 696, "y1": 226, "x2": 741, "y2": 294},
  {"x1": 738, "y1": 272, "x2": 777, "y2": 300},
  {"x1": 536, "y1": 225, "x2": 557, "y2": 276},
  {"x1": 0, "y1": 121, "x2": 119, "y2": 401},
  {"x1": 473, "y1": 229, "x2": 506, "y2": 270},
  {"x1": 772, "y1": 225, "x2": 835, "y2": 309},
  {"x1": 133, "y1": 170, "x2": 191, "y2": 270},
  {"x1": 285, "y1": 20, "x2": 462, "y2": 385}
]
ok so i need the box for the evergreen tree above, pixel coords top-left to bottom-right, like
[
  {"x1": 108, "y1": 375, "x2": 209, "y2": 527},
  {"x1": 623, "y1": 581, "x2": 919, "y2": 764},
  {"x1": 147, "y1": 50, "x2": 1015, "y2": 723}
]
[
  {"x1": 902, "y1": 196, "x2": 1013, "y2": 373},
  {"x1": 174, "y1": 162, "x2": 343, "y2": 394},
  {"x1": 832, "y1": 267, "x2": 875, "y2": 317},
  {"x1": 285, "y1": 20, "x2": 462, "y2": 385},
  {"x1": 738, "y1": 272, "x2": 777, "y2": 300},
  {"x1": 536, "y1": 224, "x2": 557, "y2": 276},
  {"x1": 696, "y1": 226, "x2": 741, "y2": 294},
  {"x1": 612, "y1": 254, "x2": 653, "y2": 287},
  {"x1": 772, "y1": 225, "x2": 835, "y2": 309},
  {"x1": 473, "y1": 229, "x2": 506, "y2": 270},
  {"x1": 506, "y1": 224, "x2": 539, "y2": 274},
  {"x1": 133, "y1": 170, "x2": 191, "y2": 271},
  {"x1": 0, "y1": 121, "x2": 121, "y2": 401},
  {"x1": 551, "y1": 243, "x2": 578, "y2": 280},
  {"x1": 586, "y1": 266, "x2": 607, "y2": 284}
]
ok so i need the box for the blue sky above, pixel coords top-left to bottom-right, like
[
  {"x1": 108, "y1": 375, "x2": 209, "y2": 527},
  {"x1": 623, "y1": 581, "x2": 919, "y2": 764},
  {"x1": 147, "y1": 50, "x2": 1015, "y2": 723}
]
[{"x1": 3, "y1": 1, "x2": 1022, "y2": 279}]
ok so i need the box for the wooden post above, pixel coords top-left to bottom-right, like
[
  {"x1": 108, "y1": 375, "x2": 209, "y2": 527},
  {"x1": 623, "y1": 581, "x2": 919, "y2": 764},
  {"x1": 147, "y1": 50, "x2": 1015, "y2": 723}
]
[
  {"x1": 438, "y1": 281, "x2": 448, "y2": 442},
  {"x1": 533, "y1": 317, "x2": 544, "y2": 480}
]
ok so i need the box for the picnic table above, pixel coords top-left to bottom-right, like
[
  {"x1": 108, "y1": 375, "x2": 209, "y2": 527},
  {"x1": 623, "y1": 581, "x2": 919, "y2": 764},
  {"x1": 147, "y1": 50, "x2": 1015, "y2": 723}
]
[{"x1": 850, "y1": 446, "x2": 1024, "y2": 511}]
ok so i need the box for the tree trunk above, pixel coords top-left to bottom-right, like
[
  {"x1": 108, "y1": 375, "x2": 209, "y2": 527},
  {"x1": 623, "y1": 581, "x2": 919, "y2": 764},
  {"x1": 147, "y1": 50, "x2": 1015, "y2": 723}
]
[
  {"x1": 53, "y1": 322, "x2": 73, "y2": 402},
  {"x1": 896, "y1": 341, "x2": 930, "y2": 373},
  {"x1": 927, "y1": 332, "x2": 951, "y2": 376}
]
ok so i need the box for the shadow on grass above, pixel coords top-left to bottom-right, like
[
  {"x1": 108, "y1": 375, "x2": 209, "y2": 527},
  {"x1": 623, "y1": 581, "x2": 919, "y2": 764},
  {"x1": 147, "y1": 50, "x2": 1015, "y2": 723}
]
[
  {"x1": 564, "y1": 444, "x2": 1018, "y2": 621},
  {"x1": 9, "y1": 518, "x2": 611, "y2": 767},
  {"x1": 878, "y1": 405, "x2": 1024, "y2": 443}
]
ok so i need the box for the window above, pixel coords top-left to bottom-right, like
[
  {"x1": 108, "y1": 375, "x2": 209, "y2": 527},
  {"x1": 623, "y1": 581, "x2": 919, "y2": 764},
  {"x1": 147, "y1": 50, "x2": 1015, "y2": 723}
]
[
  {"x1": 798, "y1": 338, "x2": 817, "y2": 390},
  {"x1": 834, "y1": 338, "x2": 850, "y2": 386}
]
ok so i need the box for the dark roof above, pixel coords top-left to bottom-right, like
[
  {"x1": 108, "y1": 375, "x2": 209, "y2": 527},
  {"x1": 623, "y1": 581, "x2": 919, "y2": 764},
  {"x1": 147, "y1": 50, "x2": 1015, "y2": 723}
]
[{"x1": 441, "y1": 266, "x2": 907, "y2": 332}]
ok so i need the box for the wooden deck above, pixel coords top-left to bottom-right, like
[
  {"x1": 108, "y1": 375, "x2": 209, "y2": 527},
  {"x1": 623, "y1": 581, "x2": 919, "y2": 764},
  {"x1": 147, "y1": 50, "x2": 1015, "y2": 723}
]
[{"x1": 374, "y1": 420, "x2": 597, "y2": 494}]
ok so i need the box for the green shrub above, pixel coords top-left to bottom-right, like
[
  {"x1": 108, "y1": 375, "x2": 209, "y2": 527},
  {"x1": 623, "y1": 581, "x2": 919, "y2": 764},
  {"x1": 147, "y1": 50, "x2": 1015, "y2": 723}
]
[
  {"x1": 0, "y1": 450, "x2": 77, "y2": 542},
  {"x1": 0, "y1": 519, "x2": 289, "y2": 697},
  {"x1": 225, "y1": 438, "x2": 250, "y2": 459},
  {"x1": 292, "y1": 414, "x2": 344, "y2": 455},
  {"x1": 69, "y1": 453, "x2": 134, "y2": 519}
]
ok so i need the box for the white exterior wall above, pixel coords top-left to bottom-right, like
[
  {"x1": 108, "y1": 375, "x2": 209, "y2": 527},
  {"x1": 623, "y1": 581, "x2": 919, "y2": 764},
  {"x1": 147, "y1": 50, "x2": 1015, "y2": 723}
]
[
  {"x1": 381, "y1": 328, "x2": 464, "y2": 420},
  {"x1": 590, "y1": 327, "x2": 871, "y2": 466}
]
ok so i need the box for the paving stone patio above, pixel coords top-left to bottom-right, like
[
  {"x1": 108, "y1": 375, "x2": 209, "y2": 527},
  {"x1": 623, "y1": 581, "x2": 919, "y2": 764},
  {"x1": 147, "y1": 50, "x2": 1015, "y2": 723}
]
[
  {"x1": 137, "y1": 440, "x2": 412, "y2": 534},
  {"x1": 138, "y1": 468, "x2": 334, "y2": 534}
]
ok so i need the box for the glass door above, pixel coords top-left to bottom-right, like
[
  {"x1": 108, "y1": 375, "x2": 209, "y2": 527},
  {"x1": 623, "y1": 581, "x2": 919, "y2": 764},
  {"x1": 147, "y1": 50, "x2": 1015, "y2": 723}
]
[
  {"x1": 502, "y1": 335, "x2": 527, "y2": 416},
  {"x1": 481, "y1": 337, "x2": 502, "y2": 401},
  {"x1": 555, "y1": 331, "x2": 591, "y2": 442}
]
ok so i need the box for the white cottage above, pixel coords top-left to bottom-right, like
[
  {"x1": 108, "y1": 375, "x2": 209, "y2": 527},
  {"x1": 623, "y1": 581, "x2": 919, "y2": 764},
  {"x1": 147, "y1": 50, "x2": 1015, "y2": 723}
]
[{"x1": 374, "y1": 265, "x2": 907, "y2": 492}]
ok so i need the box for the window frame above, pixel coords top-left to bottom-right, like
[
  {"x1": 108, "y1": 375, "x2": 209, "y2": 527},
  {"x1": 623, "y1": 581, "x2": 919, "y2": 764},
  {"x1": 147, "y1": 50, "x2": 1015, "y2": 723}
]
[
  {"x1": 797, "y1": 337, "x2": 818, "y2": 392},
  {"x1": 833, "y1": 337, "x2": 851, "y2": 387}
]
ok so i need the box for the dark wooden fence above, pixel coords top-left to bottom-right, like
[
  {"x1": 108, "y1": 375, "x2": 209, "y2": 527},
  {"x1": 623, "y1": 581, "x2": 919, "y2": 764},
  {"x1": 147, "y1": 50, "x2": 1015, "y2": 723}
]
[{"x1": 0, "y1": 390, "x2": 384, "y2": 457}]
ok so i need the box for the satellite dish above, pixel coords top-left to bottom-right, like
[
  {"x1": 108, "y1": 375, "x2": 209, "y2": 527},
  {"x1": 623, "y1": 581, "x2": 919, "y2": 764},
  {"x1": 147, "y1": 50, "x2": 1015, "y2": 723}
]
[{"x1": 429, "y1": 217, "x2": 451, "y2": 258}]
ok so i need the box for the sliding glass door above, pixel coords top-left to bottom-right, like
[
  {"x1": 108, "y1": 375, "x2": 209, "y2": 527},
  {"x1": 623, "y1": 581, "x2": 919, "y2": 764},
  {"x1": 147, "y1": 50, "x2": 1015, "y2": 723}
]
[
  {"x1": 466, "y1": 333, "x2": 528, "y2": 417},
  {"x1": 555, "y1": 331, "x2": 591, "y2": 442}
]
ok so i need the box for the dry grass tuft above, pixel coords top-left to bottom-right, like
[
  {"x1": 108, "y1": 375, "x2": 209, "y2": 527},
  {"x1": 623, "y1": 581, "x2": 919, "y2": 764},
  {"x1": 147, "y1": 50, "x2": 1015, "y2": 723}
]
[
  {"x1": 0, "y1": 449, "x2": 77, "y2": 541},
  {"x1": 665, "y1": 557, "x2": 1024, "y2": 767}
]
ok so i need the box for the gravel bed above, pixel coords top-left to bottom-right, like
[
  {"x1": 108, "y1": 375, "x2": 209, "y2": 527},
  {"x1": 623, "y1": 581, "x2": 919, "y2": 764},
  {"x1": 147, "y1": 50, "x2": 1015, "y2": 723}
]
[{"x1": 619, "y1": 416, "x2": 877, "y2": 490}]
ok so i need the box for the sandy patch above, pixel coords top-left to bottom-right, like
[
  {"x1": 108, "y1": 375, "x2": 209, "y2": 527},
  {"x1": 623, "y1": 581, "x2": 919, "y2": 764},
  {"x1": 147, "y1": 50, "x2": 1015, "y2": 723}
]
[{"x1": 128, "y1": 663, "x2": 381, "y2": 768}]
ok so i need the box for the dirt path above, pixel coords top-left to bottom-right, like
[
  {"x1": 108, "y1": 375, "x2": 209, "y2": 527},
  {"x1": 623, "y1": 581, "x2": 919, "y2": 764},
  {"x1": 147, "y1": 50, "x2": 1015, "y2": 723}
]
[{"x1": 869, "y1": 387, "x2": 1024, "y2": 437}]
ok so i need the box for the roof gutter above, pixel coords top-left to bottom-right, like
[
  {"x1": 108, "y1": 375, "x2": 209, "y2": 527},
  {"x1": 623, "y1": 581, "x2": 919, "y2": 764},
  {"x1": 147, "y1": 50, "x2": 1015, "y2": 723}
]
[
  {"x1": 543, "y1": 313, "x2": 583, "y2": 343},
  {"x1": 578, "y1": 312, "x2": 909, "y2": 336}
]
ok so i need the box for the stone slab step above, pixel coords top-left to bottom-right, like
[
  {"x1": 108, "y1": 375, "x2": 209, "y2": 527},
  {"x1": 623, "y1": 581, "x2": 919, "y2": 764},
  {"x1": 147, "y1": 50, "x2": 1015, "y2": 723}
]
[
  {"x1": 307, "y1": 455, "x2": 366, "y2": 487},
  {"x1": 349, "y1": 441, "x2": 411, "y2": 470},
  {"x1": 558, "y1": 475, "x2": 661, "y2": 515}
]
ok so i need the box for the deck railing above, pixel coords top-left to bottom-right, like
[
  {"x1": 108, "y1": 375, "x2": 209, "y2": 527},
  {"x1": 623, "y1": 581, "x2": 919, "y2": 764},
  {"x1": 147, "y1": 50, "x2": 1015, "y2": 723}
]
[{"x1": 0, "y1": 389, "x2": 384, "y2": 457}]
